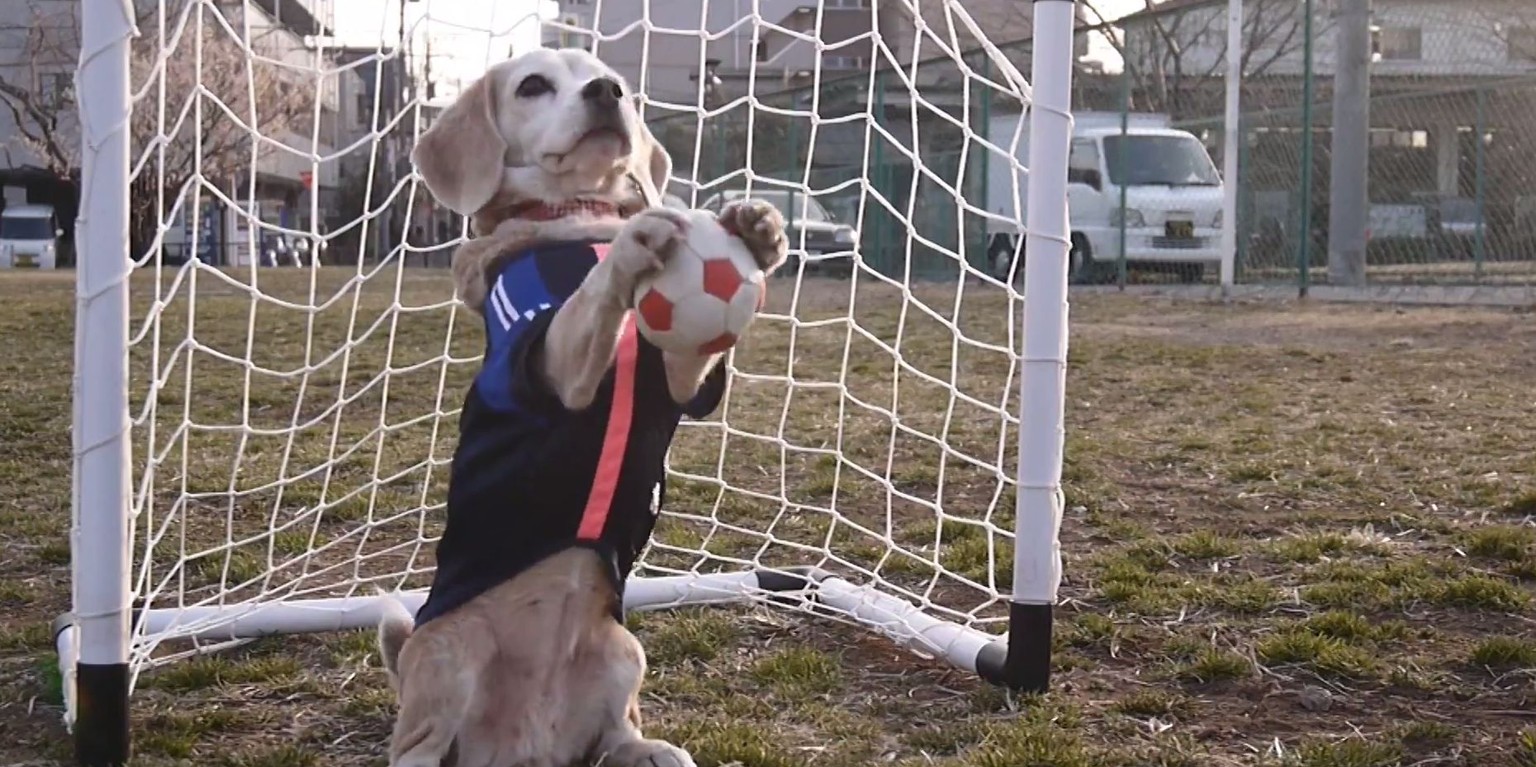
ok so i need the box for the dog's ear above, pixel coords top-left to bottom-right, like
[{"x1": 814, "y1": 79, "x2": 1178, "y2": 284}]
[
  {"x1": 412, "y1": 72, "x2": 508, "y2": 216},
  {"x1": 631, "y1": 120, "x2": 672, "y2": 204}
]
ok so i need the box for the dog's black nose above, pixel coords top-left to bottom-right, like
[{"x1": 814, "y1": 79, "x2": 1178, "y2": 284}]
[{"x1": 581, "y1": 77, "x2": 624, "y2": 105}]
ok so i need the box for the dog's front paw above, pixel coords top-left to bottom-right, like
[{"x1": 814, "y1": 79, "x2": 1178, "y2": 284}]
[
  {"x1": 604, "y1": 738, "x2": 697, "y2": 767},
  {"x1": 607, "y1": 208, "x2": 690, "y2": 305},
  {"x1": 719, "y1": 199, "x2": 788, "y2": 275}
]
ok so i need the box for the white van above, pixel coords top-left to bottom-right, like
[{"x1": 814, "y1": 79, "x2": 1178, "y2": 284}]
[
  {"x1": 0, "y1": 204, "x2": 63, "y2": 270},
  {"x1": 986, "y1": 112, "x2": 1225, "y2": 283}
]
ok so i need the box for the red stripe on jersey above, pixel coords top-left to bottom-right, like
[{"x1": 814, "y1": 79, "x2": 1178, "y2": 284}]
[{"x1": 577, "y1": 242, "x2": 634, "y2": 541}]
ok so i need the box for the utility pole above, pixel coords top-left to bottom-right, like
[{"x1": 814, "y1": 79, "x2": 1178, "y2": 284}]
[
  {"x1": 385, "y1": 0, "x2": 413, "y2": 261},
  {"x1": 1219, "y1": 0, "x2": 1242, "y2": 292},
  {"x1": 1327, "y1": 0, "x2": 1371, "y2": 286}
]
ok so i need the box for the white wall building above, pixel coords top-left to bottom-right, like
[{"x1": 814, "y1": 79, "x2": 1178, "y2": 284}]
[
  {"x1": 547, "y1": 0, "x2": 1084, "y2": 105},
  {"x1": 0, "y1": 0, "x2": 82, "y2": 174},
  {"x1": 1121, "y1": 0, "x2": 1536, "y2": 80},
  {"x1": 0, "y1": 0, "x2": 370, "y2": 262}
]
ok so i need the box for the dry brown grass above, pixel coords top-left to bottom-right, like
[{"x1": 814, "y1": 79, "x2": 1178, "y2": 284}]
[{"x1": 1, "y1": 267, "x2": 1534, "y2": 767}]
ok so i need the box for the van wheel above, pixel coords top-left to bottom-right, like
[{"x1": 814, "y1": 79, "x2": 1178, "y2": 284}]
[
  {"x1": 987, "y1": 234, "x2": 1017, "y2": 280},
  {"x1": 1068, "y1": 234, "x2": 1106, "y2": 285}
]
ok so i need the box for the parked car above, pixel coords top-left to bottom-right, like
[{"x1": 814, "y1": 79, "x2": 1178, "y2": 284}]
[
  {"x1": 0, "y1": 204, "x2": 63, "y2": 270},
  {"x1": 697, "y1": 187, "x2": 858, "y2": 274},
  {"x1": 1430, "y1": 197, "x2": 1487, "y2": 259},
  {"x1": 985, "y1": 112, "x2": 1224, "y2": 284}
]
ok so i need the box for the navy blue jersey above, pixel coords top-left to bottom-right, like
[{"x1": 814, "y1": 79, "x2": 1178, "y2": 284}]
[{"x1": 414, "y1": 239, "x2": 727, "y2": 627}]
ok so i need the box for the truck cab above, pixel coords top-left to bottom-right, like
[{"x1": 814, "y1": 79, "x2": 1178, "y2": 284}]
[
  {"x1": 0, "y1": 204, "x2": 63, "y2": 270},
  {"x1": 986, "y1": 113, "x2": 1225, "y2": 283}
]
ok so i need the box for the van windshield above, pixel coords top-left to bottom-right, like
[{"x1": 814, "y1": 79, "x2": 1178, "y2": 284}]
[
  {"x1": 0, "y1": 216, "x2": 53, "y2": 241},
  {"x1": 1103, "y1": 135, "x2": 1221, "y2": 187}
]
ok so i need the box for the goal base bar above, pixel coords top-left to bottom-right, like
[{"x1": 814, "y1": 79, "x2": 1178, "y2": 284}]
[{"x1": 53, "y1": 568, "x2": 1050, "y2": 731}]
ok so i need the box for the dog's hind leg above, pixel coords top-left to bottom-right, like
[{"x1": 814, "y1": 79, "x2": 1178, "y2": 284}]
[
  {"x1": 388, "y1": 671, "x2": 470, "y2": 767},
  {"x1": 387, "y1": 629, "x2": 482, "y2": 767},
  {"x1": 585, "y1": 620, "x2": 696, "y2": 767}
]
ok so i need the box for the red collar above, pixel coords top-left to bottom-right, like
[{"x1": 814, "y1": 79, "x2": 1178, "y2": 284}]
[{"x1": 501, "y1": 198, "x2": 625, "y2": 221}]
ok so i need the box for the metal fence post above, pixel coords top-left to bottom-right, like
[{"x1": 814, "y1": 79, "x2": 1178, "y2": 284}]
[
  {"x1": 977, "y1": 51, "x2": 992, "y2": 273},
  {"x1": 1117, "y1": 57, "x2": 1131, "y2": 288},
  {"x1": 1475, "y1": 86, "x2": 1488, "y2": 280},
  {"x1": 1297, "y1": 0, "x2": 1316, "y2": 297},
  {"x1": 1220, "y1": 0, "x2": 1243, "y2": 291}
]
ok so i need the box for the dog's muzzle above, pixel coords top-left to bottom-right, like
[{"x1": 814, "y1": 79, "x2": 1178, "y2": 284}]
[
  {"x1": 579, "y1": 77, "x2": 632, "y2": 151},
  {"x1": 583, "y1": 77, "x2": 625, "y2": 126}
]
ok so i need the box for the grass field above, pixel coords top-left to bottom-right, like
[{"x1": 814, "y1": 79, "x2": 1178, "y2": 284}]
[{"x1": 1, "y1": 266, "x2": 1534, "y2": 767}]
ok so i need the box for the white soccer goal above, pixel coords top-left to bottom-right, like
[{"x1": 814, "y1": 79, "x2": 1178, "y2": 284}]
[{"x1": 60, "y1": 1, "x2": 1078, "y2": 762}]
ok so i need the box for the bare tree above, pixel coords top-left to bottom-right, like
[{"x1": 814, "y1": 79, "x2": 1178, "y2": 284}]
[
  {"x1": 1480, "y1": 2, "x2": 1536, "y2": 63},
  {"x1": 0, "y1": 0, "x2": 315, "y2": 256},
  {"x1": 1089, "y1": 0, "x2": 1326, "y2": 119},
  {"x1": 0, "y1": 2, "x2": 80, "y2": 176},
  {"x1": 1466, "y1": 3, "x2": 1536, "y2": 215}
]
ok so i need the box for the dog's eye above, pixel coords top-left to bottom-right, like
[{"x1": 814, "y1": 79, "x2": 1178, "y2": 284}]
[{"x1": 516, "y1": 75, "x2": 554, "y2": 98}]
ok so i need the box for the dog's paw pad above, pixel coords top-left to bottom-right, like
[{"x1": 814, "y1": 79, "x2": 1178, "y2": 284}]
[
  {"x1": 621, "y1": 212, "x2": 688, "y2": 269},
  {"x1": 641, "y1": 750, "x2": 694, "y2": 767},
  {"x1": 608, "y1": 739, "x2": 697, "y2": 767},
  {"x1": 719, "y1": 201, "x2": 787, "y2": 272}
]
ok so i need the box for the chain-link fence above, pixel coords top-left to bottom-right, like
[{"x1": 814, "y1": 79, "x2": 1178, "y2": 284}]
[
  {"x1": 644, "y1": 39, "x2": 1039, "y2": 282},
  {"x1": 638, "y1": 0, "x2": 1536, "y2": 293},
  {"x1": 1099, "y1": 0, "x2": 1536, "y2": 289}
]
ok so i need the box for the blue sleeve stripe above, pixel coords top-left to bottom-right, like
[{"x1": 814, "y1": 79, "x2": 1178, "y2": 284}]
[
  {"x1": 476, "y1": 253, "x2": 560, "y2": 413},
  {"x1": 487, "y1": 278, "x2": 513, "y2": 330}
]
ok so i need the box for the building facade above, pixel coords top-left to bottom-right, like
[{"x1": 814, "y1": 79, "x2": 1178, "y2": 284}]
[
  {"x1": 0, "y1": 0, "x2": 377, "y2": 263},
  {"x1": 546, "y1": 0, "x2": 1084, "y2": 105},
  {"x1": 1118, "y1": 0, "x2": 1536, "y2": 200}
]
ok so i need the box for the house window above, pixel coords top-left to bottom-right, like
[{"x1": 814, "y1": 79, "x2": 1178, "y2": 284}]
[
  {"x1": 1374, "y1": 27, "x2": 1422, "y2": 61},
  {"x1": 826, "y1": 0, "x2": 870, "y2": 7},
  {"x1": 823, "y1": 55, "x2": 866, "y2": 69},
  {"x1": 755, "y1": 35, "x2": 768, "y2": 62},
  {"x1": 355, "y1": 91, "x2": 371, "y2": 128},
  {"x1": 1509, "y1": 27, "x2": 1536, "y2": 62}
]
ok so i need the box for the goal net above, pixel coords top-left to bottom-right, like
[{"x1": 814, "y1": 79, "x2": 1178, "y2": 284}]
[{"x1": 61, "y1": 0, "x2": 1078, "y2": 752}]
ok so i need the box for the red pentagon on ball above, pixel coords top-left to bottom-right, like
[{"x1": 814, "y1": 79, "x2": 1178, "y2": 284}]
[
  {"x1": 701, "y1": 259, "x2": 744, "y2": 302},
  {"x1": 636, "y1": 287, "x2": 674, "y2": 332}
]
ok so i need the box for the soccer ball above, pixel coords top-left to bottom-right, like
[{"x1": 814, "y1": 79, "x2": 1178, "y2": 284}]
[{"x1": 632, "y1": 209, "x2": 766, "y2": 356}]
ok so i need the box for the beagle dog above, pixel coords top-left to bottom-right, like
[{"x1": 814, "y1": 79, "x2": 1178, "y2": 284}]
[{"x1": 375, "y1": 48, "x2": 788, "y2": 767}]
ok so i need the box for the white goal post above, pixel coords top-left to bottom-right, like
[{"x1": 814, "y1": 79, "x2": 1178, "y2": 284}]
[{"x1": 59, "y1": 1, "x2": 1079, "y2": 763}]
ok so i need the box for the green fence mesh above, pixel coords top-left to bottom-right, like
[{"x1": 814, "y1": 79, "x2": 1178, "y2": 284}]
[
  {"x1": 644, "y1": 42, "x2": 1035, "y2": 282},
  {"x1": 1106, "y1": 0, "x2": 1536, "y2": 288}
]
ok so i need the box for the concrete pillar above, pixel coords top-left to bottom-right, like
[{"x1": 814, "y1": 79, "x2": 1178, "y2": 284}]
[{"x1": 1434, "y1": 123, "x2": 1460, "y2": 197}]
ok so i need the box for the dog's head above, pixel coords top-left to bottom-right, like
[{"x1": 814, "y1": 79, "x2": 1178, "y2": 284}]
[{"x1": 411, "y1": 47, "x2": 672, "y2": 225}]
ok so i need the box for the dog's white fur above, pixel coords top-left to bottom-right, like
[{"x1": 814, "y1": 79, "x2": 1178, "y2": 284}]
[{"x1": 379, "y1": 48, "x2": 787, "y2": 767}]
